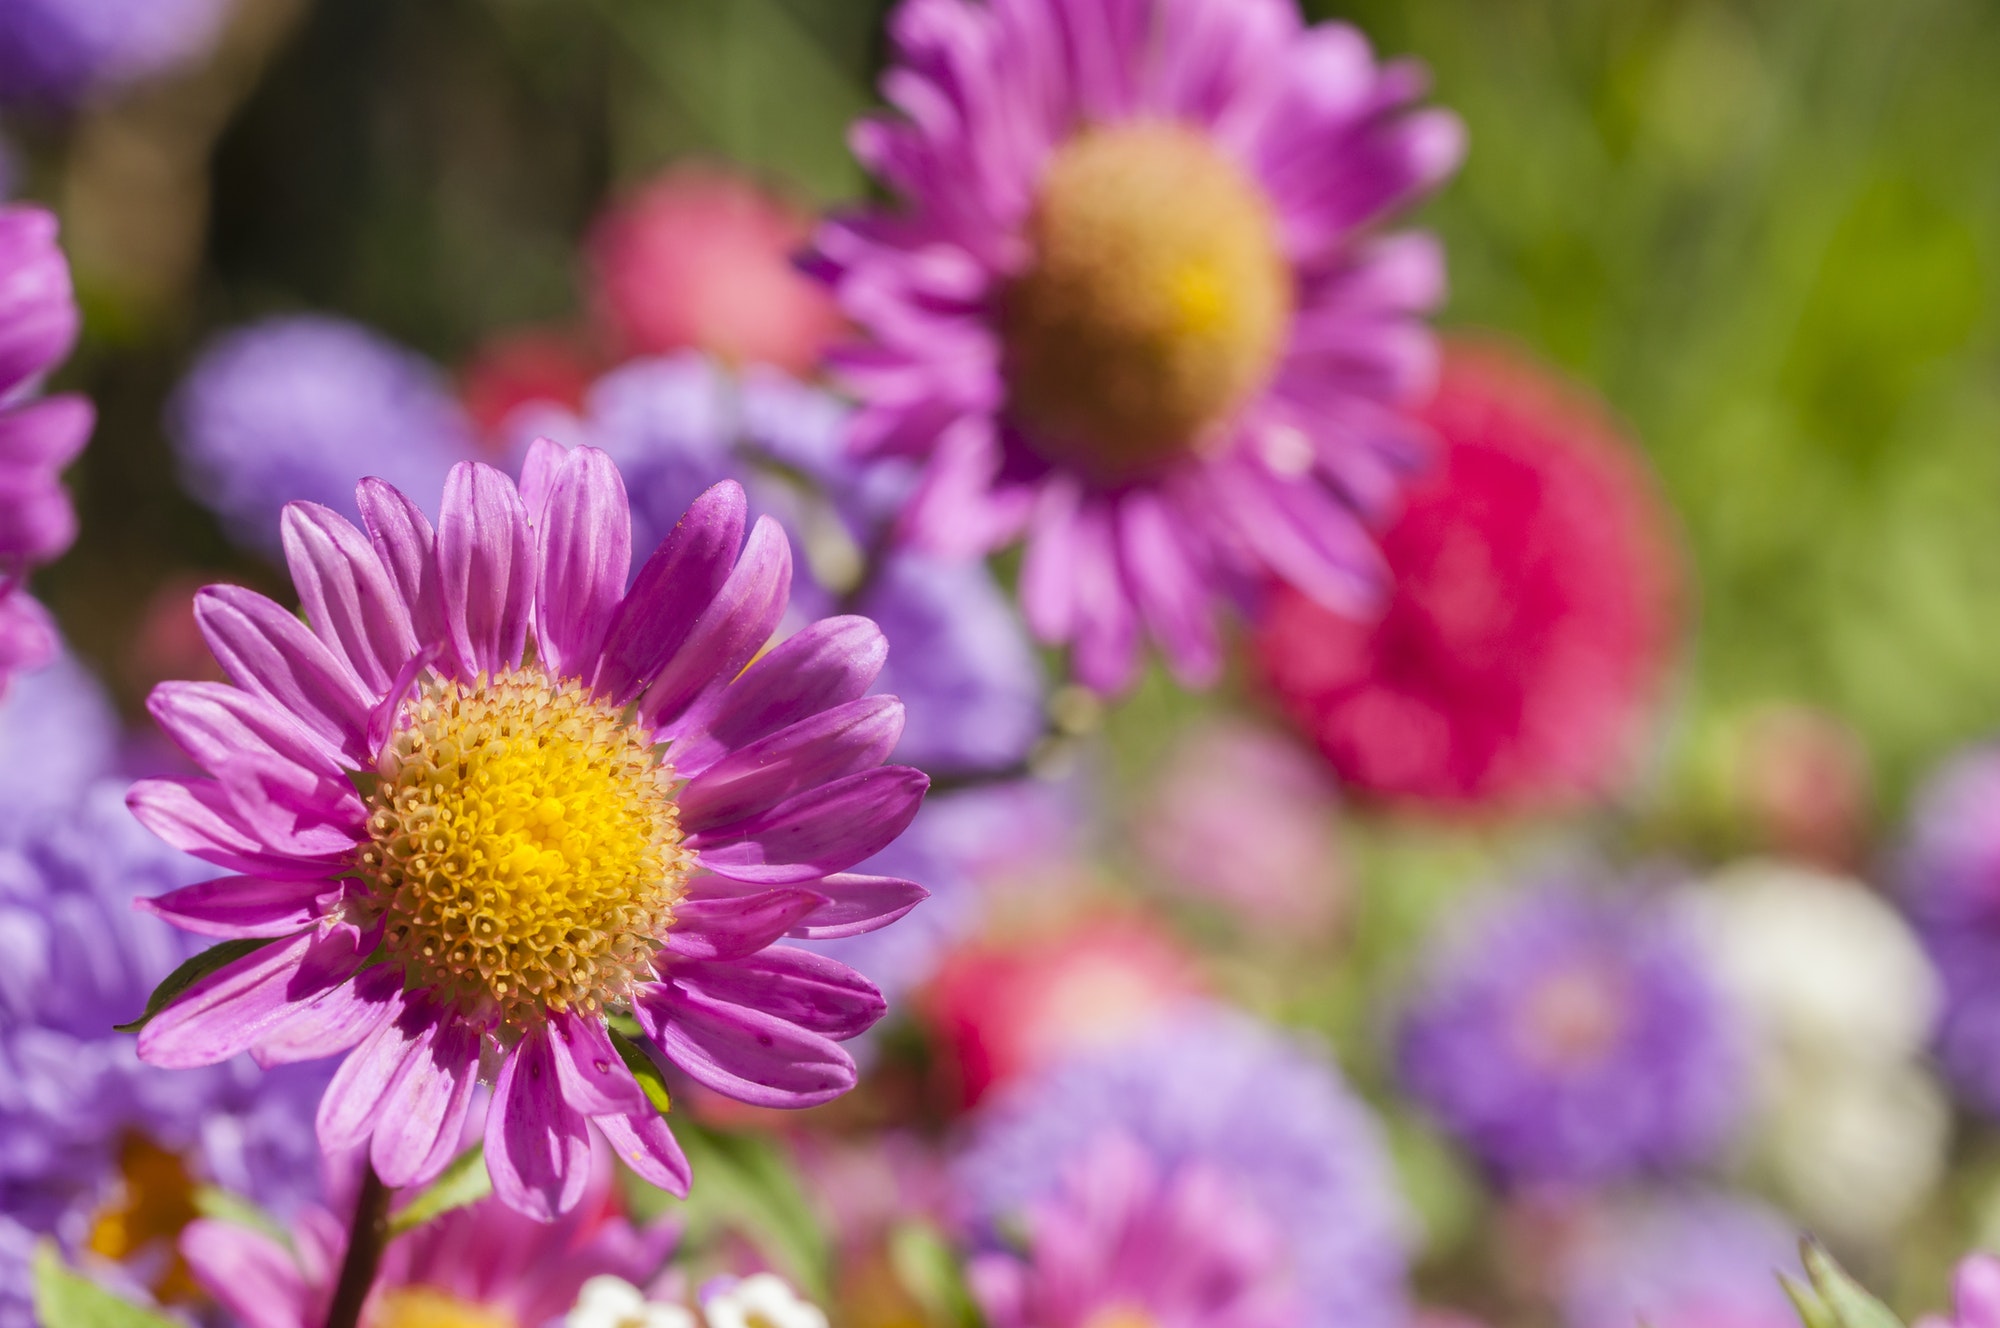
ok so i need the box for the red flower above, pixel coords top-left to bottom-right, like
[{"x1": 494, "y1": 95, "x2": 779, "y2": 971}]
[{"x1": 1255, "y1": 340, "x2": 1680, "y2": 812}]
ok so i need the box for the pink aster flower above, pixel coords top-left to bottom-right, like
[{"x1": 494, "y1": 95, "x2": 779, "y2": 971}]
[
  {"x1": 126, "y1": 448, "x2": 930, "y2": 1220},
  {"x1": 588, "y1": 166, "x2": 845, "y2": 376},
  {"x1": 0, "y1": 205, "x2": 92, "y2": 685},
  {"x1": 181, "y1": 1148, "x2": 677, "y2": 1328},
  {"x1": 968, "y1": 1134, "x2": 1295, "y2": 1328},
  {"x1": 1254, "y1": 341, "x2": 1681, "y2": 811},
  {"x1": 810, "y1": 0, "x2": 1463, "y2": 692}
]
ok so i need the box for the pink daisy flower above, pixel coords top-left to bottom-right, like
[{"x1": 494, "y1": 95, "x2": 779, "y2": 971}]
[
  {"x1": 810, "y1": 0, "x2": 1463, "y2": 692},
  {"x1": 126, "y1": 446, "x2": 930, "y2": 1219}
]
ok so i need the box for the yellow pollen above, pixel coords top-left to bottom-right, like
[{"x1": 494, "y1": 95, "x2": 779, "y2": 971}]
[
  {"x1": 357, "y1": 667, "x2": 691, "y2": 1027},
  {"x1": 371, "y1": 1287, "x2": 519, "y2": 1328},
  {"x1": 1002, "y1": 121, "x2": 1293, "y2": 483},
  {"x1": 85, "y1": 1134, "x2": 202, "y2": 1305}
]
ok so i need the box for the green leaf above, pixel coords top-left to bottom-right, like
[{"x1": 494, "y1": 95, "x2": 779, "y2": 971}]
[
  {"x1": 31, "y1": 1244, "x2": 181, "y2": 1328},
  {"x1": 1799, "y1": 1241, "x2": 1906, "y2": 1328},
  {"x1": 114, "y1": 937, "x2": 275, "y2": 1034},
  {"x1": 1783, "y1": 1274, "x2": 1841, "y2": 1328},
  {"x1": 607, "y1": 1024, "x2": 673, "y2": 1117},
  {"x1": 630, "y1": 1123, "x2": 829, "y2": 1303},
  {"x1": 193, "y1": 1186, "x2": 289, "y2": 1245},
  {"x1": 888, "y1": 1221, "x2": 986, "y2": 1328},
  {"x1": 389, "y1": 1143, "x2": 491, "y2": 1236}
]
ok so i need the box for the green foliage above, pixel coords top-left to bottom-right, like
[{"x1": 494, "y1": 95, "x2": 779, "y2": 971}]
[
  {"x1": 30, "y1": 1244, "x2": 181, "y2": 1328},
  {"x1": 607, "y1": 1020, "x2": 675, "y2": 1117},
  {"x1": 193, "y1": 1185, "x2": 290, "y2": 1245},
  {"x1": 389, "y1": 1144, "x2": 493, "y2": 1237},
  {"x1": 113, "y1": 938, "x2": 275, "y2": 1034},
  {"x1": 1782, "y1": 1242, "x2": 1908, "y2": 1328},
  {"x1": 888, "y1": 1222, "x2": 988, "y2": 1328}
]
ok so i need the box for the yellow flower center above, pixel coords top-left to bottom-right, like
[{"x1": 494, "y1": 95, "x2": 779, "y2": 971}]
[
  {"x1": 371, "y1": 1287, "x2": 519, "y2": 1328},
  {"x1": 358, "y1": 668, "x2": 692, "y2": 1027},
  {"x1": 85, "y1": 1134, "x2": 201, "y2": 1305},
  {"x1": 1002, "y1": 122, "x2": 1293, "y2": 483},
  {"x1": 1080, "y1": 1306, "x2": 1159, "y2": 1328}
]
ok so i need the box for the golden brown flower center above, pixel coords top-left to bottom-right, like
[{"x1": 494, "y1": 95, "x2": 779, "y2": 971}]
[
  {"x1": 358, "y1": 668, "x2": 691, "y2": 1027},
  {"x1": 1001, "y1": 122, "x2": 1292, "y2": 483},
  {"x1": 371, "y1": 1288, "x2": 519, "y2": 1328},
  {"x1": 86, "y1": 1134, "x2": 201, "y2": 1305}
]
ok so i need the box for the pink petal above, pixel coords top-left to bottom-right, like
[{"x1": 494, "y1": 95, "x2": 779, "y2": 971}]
[
  {"x1": 252, "y1": 962, "x2": 403, "y2": 1067},
  {"x1": 666, "y1": 615, "x2": 889, "y2": 778},
  {"x1": 139, "y1": 874, "x2": 338, "y2": 939},
  {"x1": 356, "y1": 476, "x2": 447, "y2": 647},
  {"x1": 636, "y1": 979, "x2": 856, "y2": 1108},
  {"x1": 674, "y1": 947, "x2": 886, "y2": 1041},
  {"x1": 315, "y1": 987, "x2": 429, "y2": 1150},
  {"x1": 784, "y1": 873, "x2": 929, "y2": 940},
  {"x1": 485, "y1": 1027, "x2": 593, "y2": 1220},
  {"x1": 137, "y1": 922, "x2": 373, "y2": 1069},
  {"x1": 534, "y1": 446, "x2": 632, "y2": 678},
  {"x1": 548, "y1": 1011, "x2": 647, "y2": 1117},
  {"x1": 662, "y1": 889, "x2": 829, "y2": 961},
  {"x1": 127, "y1": 777, "x2": 348, "y2": 880},
  {"x1": 689, "y1": 766, "x2": 929, "y2": 885},
  {"x1": 195, "y1": 585, "x2": 374, "y2": 761},
  {"x1": 593, "y1": 1107, "x2": 691, "y2": 1199},
  {"x1": 640, "y1": 514, "x2": 792, "y2": 733},
  {"x1": 437, "y1": 461, "x2": 534, "y2": 678},
  {"x1": 675, "y1": 695, "x2": 906, "y2": 830},
  {"x1": 282, "y1": 502, "x2": 420, "y2": 695},
  {"x1": 370, "y1": 1008, "x2": 483, "y2": 1188},
  {"x1": 517, "y1": 435, "x2": 568, "y2": 522},
  {"x1": 179, "y1": 1220, "x2": 311, "y2": 1328},
  {"x1": 593, "y1": 480, "x2": 747, "y2": 707}
]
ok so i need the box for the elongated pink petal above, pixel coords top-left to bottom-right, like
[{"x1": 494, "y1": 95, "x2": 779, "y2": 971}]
[
  {"x1": 149, "y1": 681, "x2": 346, "y2": 778},
  {"x1": 195, "y1": 586, "x2": 374, "y2": 761},
  {"x1": 676, "y1": 696, "x2": 905, "y2": 830},
  {"x1": 661, "y1": 889, "x2": 828, "y2": 961},
  {"x1": 179, "y1": 1220, "x2": 311, "y2": 1328},
  {"x1": 641, "y1": 515, "x2": 791, "y2": 733},
  {"x1": 486, "y1": 1027, "x2": 593, "y2": 1221},
  {"x1": 667, "y1": 616, "x2": 890, "y2": 778},
  {"x1": 252, "y1": 962, "x2": 403, "y2": 1067},
  {"x1": 437, "y1": 461, "x2": 534, "y2": 679},
  {"x1": 128, "y1": 778, "x2": 349, "y2": 879},
  {"x1": 674, "y1": 948, "x2": 886, "y2": 1041},
  {"x1": 549, "y1": 1011, "x2": 647, "y2": 1116},
  {"x1": 593, "y1": 1106, "x2": 691, "y2": 1198},
  {"x1": 636, "y1": 980, "x2": 856, "y2": 1108},
  {"x1": 690, "y1": 766, "x2": 929, "y2": 884},
  {"x1": 784, "y1": 873, "x2": 929, "y2": 940},
  {"x1": 356, "y1": 476, "x2": 446, "y2": 646},
  {"x1": 517, "y1": 435, "x2": 568, "y2": 522},
  {"x1": 139, "y1": 874, "x2": 339, "y2": 939},
  {"x1": 370, "y1": 1009, "x2": 483, "y2": 1188},
  {"x1": 593, "y1": 481, "x2": 747, "y2": 706},
  {"x1": 137, "y1": 922, "x2": 374, "y2": 1068},
  {"x1": 534, "y1": 446, "x2": 632, "y2": 677},
  {"x1": 282, "y1": 501, "x2": 420, "y2": 694},
  {"x1": 315, "y1": 988, "x2": 428, "y2": 1150}
]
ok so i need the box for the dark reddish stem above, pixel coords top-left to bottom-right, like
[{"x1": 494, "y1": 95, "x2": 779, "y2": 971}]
[{"x1": 324, "y1": 1162, "x2": 392, "y2": 1328}]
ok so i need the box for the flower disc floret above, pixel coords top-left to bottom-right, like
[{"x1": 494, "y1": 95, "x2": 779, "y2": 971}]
[
  {"x1": 1003, "y1": 123, "x2": 1291, "y2": 481},
  {"x1": 361, "y1": 667, "x2": 691, "y2": 1026}
]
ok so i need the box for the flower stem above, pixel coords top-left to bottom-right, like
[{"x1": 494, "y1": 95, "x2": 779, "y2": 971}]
[{"x1": 324, "y1": 1162, "x2": 392, "y2": 1328}]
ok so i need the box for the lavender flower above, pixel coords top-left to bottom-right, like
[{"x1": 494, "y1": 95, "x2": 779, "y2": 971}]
[
  {"x1": 0, "y1": 0, "x2": 231, "y2": 106},
  {"x1": 953, "y1": 1005, "x2": 1410, "y2": 1328},
  {"x1": 167, "y1": 315, "x2": 476, "y2": 554},
  {"x1": 1902, "y1": 745, "x2": 2000, "y2": 1117},
  {"x1": 1560, "y1": 1191, "x2": 1800, "y2": 1328},
  {"x1": 1394, "y1": 876, "x2": 1749, "y2": 1187}
]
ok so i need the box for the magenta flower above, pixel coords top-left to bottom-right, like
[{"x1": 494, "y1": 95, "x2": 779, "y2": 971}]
[
  {"x1": 969, "y1": 1135, "x2": 1295, "y2": 1328},
  {"x1": 0, "y1": 206, "x2": 92, "y2": 686},
  {"x1": 1919, "y1": 1255, "x2": 2000, "y2": 1328},
  {"x1": 181, "y1": 1149, "x2": 677, "y2": 1328},
  {"x1": 126, "y1": 448, "x2": 930, "y2": 1219},
  {"x1": 810, "y1": 0, "x2": 1462, "y2": 691}
]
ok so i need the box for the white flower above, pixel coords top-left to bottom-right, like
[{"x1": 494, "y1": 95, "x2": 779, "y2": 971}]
[
  {"x1": 702, "y1": 1274, "x2": 829, "y2": 1328},
  {"x1": 567, "y1": 1276, "x2": 698, "y2": 1328}
]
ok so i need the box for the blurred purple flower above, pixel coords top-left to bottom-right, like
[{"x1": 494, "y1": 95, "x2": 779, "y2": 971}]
[
  {"x1": 0, "y1": 647, "x2": 118, "y2": 818},
  {"x1": 1137, "y1": 717, "x2": 1344, "y2": 930},
  {"x1": 1560, "y1": 1191, "x2": 1799, "y2": 1328},
  {"x1": 969, "y1": 1134, "x2": 1294, "y2": 1328},
  {"x1": 0, "y1": 206, "x2": 90, "y2": 688},
  {"x1": 167, "y1": 314, "x2": 476, "y2": 554},
  {"x1": 953, "y1": 1005, "x2": 1410, "y2": 1328},
  {"x1": 1918, "y1": 1254, "x2": 2000, "y2": 1328},
  {"x1": 811, "y1": 0, "x2": 1463, "y2": 692},
  {"x1": 1901, "y1": 745, "x2": 2000, "y2": 1117},
  {"x1": 515, "y1": 353, "x2": 1045, "y2": 777},
  {"x1": 1394, "y1": 876, "x2": 1748, "y2": 1187},
  {"x1": 0, "y1": 779, "x2": 331, "y2": 1326},
  {"x1": 0, "y1": 0, "x2": 232, "y2": 106}
]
